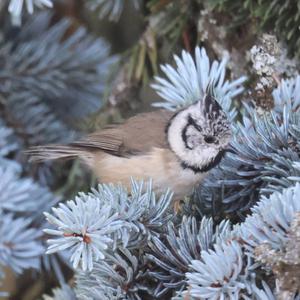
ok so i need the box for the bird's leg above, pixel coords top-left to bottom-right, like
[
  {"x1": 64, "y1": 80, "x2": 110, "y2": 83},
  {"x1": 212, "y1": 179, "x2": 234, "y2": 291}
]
[{"x1": 173, "y1": 198, "x2": 184, "y2": 214}]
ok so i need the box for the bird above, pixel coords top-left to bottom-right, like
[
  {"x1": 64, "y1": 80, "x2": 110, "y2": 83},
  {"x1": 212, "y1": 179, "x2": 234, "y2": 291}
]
[{"x1": 27, "y1": 93, "x2": 232, "y2": 202}]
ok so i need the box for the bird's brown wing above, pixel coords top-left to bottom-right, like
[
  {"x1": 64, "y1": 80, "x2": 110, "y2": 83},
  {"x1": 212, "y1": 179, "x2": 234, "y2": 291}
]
[
  {"x1": 27, "y1": 110, "x2": 174, "y2": 162},
  {"x1": 71, "y1": 110, "x2": 174, "y2": 156}
]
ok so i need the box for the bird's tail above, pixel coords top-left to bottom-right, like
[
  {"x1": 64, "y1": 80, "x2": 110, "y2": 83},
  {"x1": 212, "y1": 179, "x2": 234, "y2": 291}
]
[{"x1": 25, "y1": 145, "x2": 92, "y2": 164}]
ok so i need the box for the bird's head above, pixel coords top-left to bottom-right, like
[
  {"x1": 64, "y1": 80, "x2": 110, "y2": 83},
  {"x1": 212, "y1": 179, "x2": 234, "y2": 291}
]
[{"x1": 167, "y1": 93, "x2": 232, "y2": 172}]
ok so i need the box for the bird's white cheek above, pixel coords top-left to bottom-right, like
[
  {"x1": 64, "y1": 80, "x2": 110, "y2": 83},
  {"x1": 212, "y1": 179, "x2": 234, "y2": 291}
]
[
  {"x1": 195, "y1": 147, "x2": 219, "y2": 164},
  {"x1": 187, "y1": 135, "x2": 201, "y2": 149}
]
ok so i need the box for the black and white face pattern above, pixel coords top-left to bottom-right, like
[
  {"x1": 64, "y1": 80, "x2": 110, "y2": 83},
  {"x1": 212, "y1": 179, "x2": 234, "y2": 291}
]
[{"x1": 167, "y1": 94, "x2": 232, "y2": 172}]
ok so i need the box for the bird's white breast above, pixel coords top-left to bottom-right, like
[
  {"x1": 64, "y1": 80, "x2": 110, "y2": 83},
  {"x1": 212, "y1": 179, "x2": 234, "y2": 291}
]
[{"x1": 93, "y1": 148, "x2": 205, "y2": 200}]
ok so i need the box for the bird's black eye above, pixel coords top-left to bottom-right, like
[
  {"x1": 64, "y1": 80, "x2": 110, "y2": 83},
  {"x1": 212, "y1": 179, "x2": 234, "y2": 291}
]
[{"x1": 204, "y1": 136, "x2": 215, "y2": 144}]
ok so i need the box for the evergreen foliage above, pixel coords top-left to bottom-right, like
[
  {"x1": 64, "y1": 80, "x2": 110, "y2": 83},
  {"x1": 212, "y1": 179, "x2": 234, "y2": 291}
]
[
  {"x1": 1, "y1": 1, "x2": 300, "y2": 299},
  {"x1": 206, "y1": 0, "x2": 300, "y2": 57},
  {"x1": 87, "y1": 0, "x2": 141, "y2": 21},
  {"x1": 76, "y1": 248, "x2": 145, "y2": 299},
  {"x1": 0, "y1": 12, "x2": 115, "y2": 146},
  {"x1": 0, "y1": 3, "x2": 116, "y2": 297},
  {"x1": 43, "y1": 284, "x2": 76, "y2": 300},
  {"x1": 146, "y1": 216, "x2": 231, "y2": 297},
  {"x1": 238, "y1": 182, "x2": 300, "y2": 252},
  {"x1": 195, "y1": 75, "x2": 300, "y2": 215},
  {"x1": 0, "y1": 214, "x2": 44, "y2": 274},
  {"x1": 186, "y1": 241, "x2": 250, "y2": 299},
  {"x1": 8, "y1": 0, "x2": 53, "y2": 24},
  {"x1": 0, "y1": 120, "x2": 54, "y2": 296},
  {"x1": 44, "y1": 180, "x2": 173, "y2": 272},
  {"x1": 0, "y1": 163, "x2": 59, "y2": 214},
  {"x1": 152, "y1": 47, "x2": 246, "y2": 119},
  {"x1": 44, "y1": 196, "x2": 125, "y2": 271}
]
